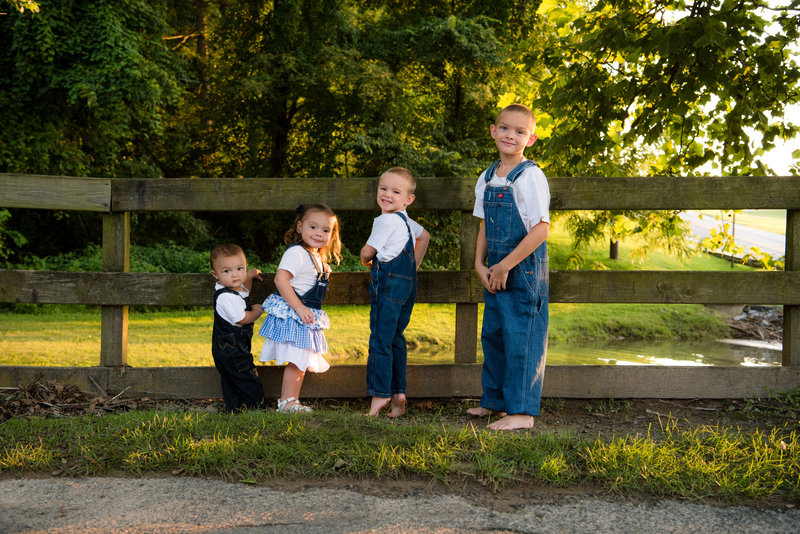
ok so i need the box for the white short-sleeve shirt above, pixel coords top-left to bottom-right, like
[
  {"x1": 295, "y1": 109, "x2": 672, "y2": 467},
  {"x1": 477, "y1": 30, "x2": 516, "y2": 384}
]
[
  {"x1": 472, "y1": 161, "x2": 550, "y2": 231},
  {"x1": 278, "y1": 245, "x2": 322, "y2": 294},
  {"x1": 214, "y1": 283, "x2": 248, "y2": 327},
  {"x1": 366, "y1": 210, "x2": 425, "y2": 263}
]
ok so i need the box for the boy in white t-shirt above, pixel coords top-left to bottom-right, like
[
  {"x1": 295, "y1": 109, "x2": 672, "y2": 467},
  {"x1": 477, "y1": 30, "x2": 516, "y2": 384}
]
[
  {"x1": 469, "y1": 103, "x2": 550, "y2": 431},
  {"x1": 360, "y1": 167, "x2": 430, "y2": 417},
  {"x1": 210, "y1": 244, "x2": 265, "y2": 413}
]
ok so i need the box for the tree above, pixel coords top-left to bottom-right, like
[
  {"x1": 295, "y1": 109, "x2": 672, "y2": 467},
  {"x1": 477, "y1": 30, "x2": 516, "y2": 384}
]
[{"x1": 528, "y1": 0, "x2": 800, "y2": 266}]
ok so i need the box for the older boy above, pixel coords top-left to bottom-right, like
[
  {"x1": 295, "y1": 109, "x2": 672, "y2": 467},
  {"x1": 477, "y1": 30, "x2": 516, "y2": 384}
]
[
  {"x1": 469, "y1": 104, "x2": 550, "y2": 431},
  {"x1": 210, "y1": 244, "x2": 265, "y2": 413},
  {"x1": 360, "y1": 167, "x2": 430, "y2": 417}
]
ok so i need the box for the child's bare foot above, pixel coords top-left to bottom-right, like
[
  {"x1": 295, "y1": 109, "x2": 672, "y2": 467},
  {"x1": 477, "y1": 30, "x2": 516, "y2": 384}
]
[
  {"x1": 467, "y1": 406, "x2": 507, "y2": 417},
  {"x1": 388, "y1": 394, "x2": 406, "y2": 418},
  {"x1": 366, "y1": 396, "x2": 391, "y2": 416},
  {"x1": 487, "y1": 414, "x2": 534, "y2": 431}
]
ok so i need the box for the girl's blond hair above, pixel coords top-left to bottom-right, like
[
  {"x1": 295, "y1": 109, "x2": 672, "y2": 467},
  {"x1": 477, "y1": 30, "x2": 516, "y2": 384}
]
[{"x1": 284, "y1": 203, "x2": 342, "y2": 266}]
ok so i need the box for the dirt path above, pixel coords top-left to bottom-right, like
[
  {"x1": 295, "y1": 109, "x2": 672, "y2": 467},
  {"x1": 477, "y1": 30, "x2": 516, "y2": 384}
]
[{"x1": 2, "y1": 476, "x2": 799, "y2": 534}]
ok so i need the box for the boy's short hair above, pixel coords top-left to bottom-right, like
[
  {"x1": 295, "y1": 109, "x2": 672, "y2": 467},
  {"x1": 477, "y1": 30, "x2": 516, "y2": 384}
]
[
  {"x1": 210, "y1": 244, "x2": 245, "y2": 270},
  {"x1": 497, "y1": 103, "x2": 536, "y2": 130},
  {"x1": 382, "y1": 166, "x2": 417, "y2": 194}
]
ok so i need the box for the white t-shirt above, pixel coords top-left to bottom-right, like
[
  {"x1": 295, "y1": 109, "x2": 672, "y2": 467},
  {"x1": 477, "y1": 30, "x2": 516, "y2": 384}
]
[
  {"x1": 214, "y1": 283, "x2": 248, "y2": 327},
  {"x1": 366, "y1": 210, "x2": 425, "y2": 263},
  {"x1": 472, "y1": 161, "x2": 550, "y2": 231},
  {"x1": 277, "y1": 245, "x2": 323, "y2": 294}
]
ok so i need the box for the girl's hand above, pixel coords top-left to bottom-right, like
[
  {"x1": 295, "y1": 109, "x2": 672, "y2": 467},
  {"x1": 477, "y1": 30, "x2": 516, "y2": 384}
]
[
  {"x1": 295, "y1": 304, "x2": 314, "y2": 324},
  {"x1": 476, "y1": 264, "x2": 495, "y2": 294}
]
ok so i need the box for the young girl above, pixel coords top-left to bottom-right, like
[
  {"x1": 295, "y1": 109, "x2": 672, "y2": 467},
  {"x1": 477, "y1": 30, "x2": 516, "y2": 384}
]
[{"x1": 259, "y1": 203, "x2": 342, "y2": 413}]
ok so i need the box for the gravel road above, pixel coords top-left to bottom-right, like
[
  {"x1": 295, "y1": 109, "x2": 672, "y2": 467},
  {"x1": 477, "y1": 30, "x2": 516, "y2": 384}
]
[{"x1": 1, "y1": 477, "x2": 798, "y2": 533}]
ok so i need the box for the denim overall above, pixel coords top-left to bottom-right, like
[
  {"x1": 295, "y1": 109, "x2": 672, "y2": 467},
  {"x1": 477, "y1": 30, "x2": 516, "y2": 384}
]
[
  {"x1": 367, "y1": 212, "x2": 417, "y2": 398},
  {"x1": 286, "y1": 243, "x2": 329, "y2": 310},
  {"x1": 480, "y1": 160, "x2": 549, "y2": 416},
  {"x1": 212, "y1": 288, "x2": 265, "y2": 412}
]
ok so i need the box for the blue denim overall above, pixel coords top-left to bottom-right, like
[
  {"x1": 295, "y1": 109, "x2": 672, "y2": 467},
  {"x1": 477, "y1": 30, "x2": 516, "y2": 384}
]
[
  {"x1": 480, "y1": 160, "x2": 549, "y2": 416},
  {"x1": 286, "y1": 243, "x2": 329, "y2": 310},
  {"x1": 367, "y1": 212, "x2": 417, "y2": 398},
  {"x1": 212, "y1": 288, "x2": 265, "y2": 412}
]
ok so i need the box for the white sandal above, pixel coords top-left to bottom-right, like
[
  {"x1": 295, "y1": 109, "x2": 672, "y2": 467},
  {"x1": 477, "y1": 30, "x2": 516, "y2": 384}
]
[{"x1": 276, "y1": 397, "x2": 312, "y2": 413}]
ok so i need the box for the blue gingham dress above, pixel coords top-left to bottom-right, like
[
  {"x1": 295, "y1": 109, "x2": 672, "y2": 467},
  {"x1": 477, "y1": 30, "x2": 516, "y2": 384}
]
[{"x1": 258, "y1": 292, "x2": 330, "y2": 354}]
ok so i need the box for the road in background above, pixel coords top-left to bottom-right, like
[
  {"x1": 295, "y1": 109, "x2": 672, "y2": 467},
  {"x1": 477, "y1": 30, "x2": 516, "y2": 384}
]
[{"x1": 681, "y1": 211, "x2": 786, "y2": 259}]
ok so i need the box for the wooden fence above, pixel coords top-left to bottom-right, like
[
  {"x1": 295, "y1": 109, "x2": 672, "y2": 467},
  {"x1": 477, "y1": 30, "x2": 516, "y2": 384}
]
[{"x1": 2, "y1": 173, "x2": 800, "y2": 400}]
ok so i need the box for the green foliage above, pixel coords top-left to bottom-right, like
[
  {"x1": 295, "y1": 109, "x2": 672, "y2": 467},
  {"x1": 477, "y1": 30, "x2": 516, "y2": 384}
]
[
  {"x1": 0, "y1": 209, "x2": 27, "y2": 262},
  {"x1": 1, "y1": 0, "x2": 798, "y2": 267},
  {"x1": 0, "y1": 0, "x2": 181, "y2": 178},
  {"x1": 11, "y1": 242, "x2": 221, "y2": 274}
]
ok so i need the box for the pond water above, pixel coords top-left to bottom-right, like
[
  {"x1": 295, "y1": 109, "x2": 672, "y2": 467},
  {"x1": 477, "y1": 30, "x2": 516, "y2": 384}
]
[{"x1": 332, "y1": 339, "x2": 782, "y2": 367}]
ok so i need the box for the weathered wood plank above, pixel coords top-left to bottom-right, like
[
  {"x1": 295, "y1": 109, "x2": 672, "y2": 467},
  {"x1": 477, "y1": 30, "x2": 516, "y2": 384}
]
[
  {"x1": 455, "y1": 211, "x2": 480, "y2": 363},
  {"x1": 3, "y1": 365, "x2": 799, "y2": 400},
  {"x1": 0, "y1": 174, "x2": 111, "y2": 211},
  {"x1": 3, "y1": 269, "x2": 800, "y2": 306},
  {"x1": 109, "y1": 176, "x2": 800, "y2": 212},
  {"x1": 549, "y1": 270, "x2": 800, "y2": 304},
  {"x1": 0, "y1": 270, "x2": 471, "y2": 305},
  {"x1": 3, "y1": 174, "x2": 799, "y2": 212},
  {"x1": 549, "y1": 176, "x2": 800, "y2": 210},
  {"x1": 784, "y1": 209, "x2": 800, "y2": 366},
  {"x1": 111, "y1": 176, "x2": 476, "y2": 212},
  {"x1": 100, "y1": 214, "x2": 130, "y2": 367}
]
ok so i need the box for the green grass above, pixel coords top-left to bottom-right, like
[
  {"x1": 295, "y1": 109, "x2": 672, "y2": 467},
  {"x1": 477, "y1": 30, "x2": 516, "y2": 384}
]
[
  {"x1": 0, "y1": 302, "x2": 731, "y2": 367},
  {"x1": 0, "y1": 225, "x2": 752, "y2": 367},
  {"x1": 1, "y1": 399, "x2": 798, "y2": 500}
]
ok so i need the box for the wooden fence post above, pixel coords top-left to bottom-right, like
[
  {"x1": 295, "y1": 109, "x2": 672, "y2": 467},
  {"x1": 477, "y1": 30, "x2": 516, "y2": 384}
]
[
  {"x1": 100, "y1": 212, "x2": 130, "y2": 367},
  {"x1": 784, "y1": 209, "x2": 800, "y2": 366},
  {"x1": 455, "y1": 211, "x2": 479, "y2": 363}
]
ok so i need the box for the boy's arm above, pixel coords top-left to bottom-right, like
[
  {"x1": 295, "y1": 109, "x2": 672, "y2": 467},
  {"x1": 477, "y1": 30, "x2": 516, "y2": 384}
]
[
  {"x1": 487, "y1": 220, "x2": 549, "y2": 292},
  {"x1": 243, "y1": 268, "x2": 262, "y2": 292},
  {"x1": 414, "y1": 229, "x2": 430, "y2": 269},
  {"x1": 474, "y1": 220, "x2": 494, "y2": 294},
  {"x1": 360, "y1": 244, "x2": 377, "y2": 266},
  {"x1": 237, "y1": 304, "x2": 263, "y2": 325}
]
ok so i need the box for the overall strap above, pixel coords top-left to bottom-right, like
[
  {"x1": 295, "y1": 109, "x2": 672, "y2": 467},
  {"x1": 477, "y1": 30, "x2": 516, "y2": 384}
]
[
  {"x1": 290, "y1": 242, "x2": 322, "y2": 274},
  {"x1": 484, "y1": 159, "x2": 539, "y2": 184},
  {"x1": 394, "y1": 212, "x2": 414, "y2": 241}
]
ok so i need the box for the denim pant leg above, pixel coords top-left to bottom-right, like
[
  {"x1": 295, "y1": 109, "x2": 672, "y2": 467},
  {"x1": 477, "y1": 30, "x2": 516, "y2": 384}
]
[
  {"x1": 367, "y1": 292, "x2": 403, "y2": 398},
  {"x1": 389, "y1": 294, "x2": 414, "y2": 395},
  {"x1": 480, "y1": 291, "x2": 507, "y2": 412}
]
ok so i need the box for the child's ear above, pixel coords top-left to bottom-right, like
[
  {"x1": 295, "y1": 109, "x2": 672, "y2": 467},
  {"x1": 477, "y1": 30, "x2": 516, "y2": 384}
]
[
  {"x1": 404, "y1": 193, "x2": 416, "y2": 207},
  {"x1": 527, "y1": 134, "x2": 538, "y2": 147},
  {"x1": 210, "y1": 269, "x2": 219, "y2": 280}
]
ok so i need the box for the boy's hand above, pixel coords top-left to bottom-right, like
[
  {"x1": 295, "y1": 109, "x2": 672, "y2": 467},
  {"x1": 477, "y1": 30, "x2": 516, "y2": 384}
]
[
  {"x1": 247, "y1": 268, "x2": 263, "y2": 282},
  {"x1": 476, "y1": 264, "x2": 495, "y2": 294},
  {"x1": 487, "y1": 263, "x2": 510, "y2": 292},
  {"x1": 252, "y1": 304, "x2": 263, "y2": 317}
]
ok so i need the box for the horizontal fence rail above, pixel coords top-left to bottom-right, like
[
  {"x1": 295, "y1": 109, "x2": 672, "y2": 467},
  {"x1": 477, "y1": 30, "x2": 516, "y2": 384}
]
[
  {"x1": 2, "y1": 173, "x2": 800, "y2": 400},
  {"x1": 4, "y1": 174, "x2": 800, "y2": 212},
  {"x1": 2, "y1": 270, "x2": 800, "y2": 306}
]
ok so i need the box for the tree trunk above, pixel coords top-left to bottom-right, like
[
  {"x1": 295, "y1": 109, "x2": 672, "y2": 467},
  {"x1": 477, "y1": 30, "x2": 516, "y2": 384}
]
[{"x1": 610, "y1": 239, "x2": 619, "y2": 260}]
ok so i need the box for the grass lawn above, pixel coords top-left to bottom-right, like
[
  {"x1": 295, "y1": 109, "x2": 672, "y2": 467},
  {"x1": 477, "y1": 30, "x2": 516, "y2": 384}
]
[
  {"x1": 2, "y1": 394, "x2": 798, "y2": 501},
  {"x1": 0, "y1": 224, "x2": 753, "y2": 367}
]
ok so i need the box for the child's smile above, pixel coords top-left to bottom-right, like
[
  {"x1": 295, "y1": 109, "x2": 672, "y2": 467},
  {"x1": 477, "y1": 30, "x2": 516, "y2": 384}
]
[{"x1": 298, "y1": 211, "x2": 335, "y2": 251}]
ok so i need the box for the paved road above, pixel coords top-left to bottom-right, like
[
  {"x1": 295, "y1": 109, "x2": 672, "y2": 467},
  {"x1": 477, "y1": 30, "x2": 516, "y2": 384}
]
[
  {"x1": 682, "y1": 211, "x2": 786, "y2": 259},
  {"x1": 1, "y1": 477, "x2": 798, "y2": 533}
]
